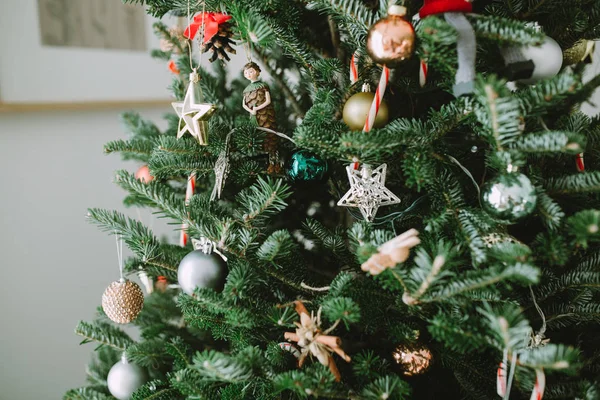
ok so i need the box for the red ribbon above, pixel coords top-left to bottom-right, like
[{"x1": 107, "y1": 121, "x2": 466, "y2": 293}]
[{"x1": 184, "y1": 12, "x2": 232, "y2": 43}]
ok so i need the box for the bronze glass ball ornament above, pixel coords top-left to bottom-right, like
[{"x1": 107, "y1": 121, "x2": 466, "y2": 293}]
[
  {"x1": 366, "y1": 5, "x2": 415, "y2": 67},
  {"x1": 392, "y1": 343, "x2": 433, "y2": 376}
]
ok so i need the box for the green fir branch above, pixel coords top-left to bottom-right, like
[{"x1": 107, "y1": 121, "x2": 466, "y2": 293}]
[
  {"x1": 126, "y1": 340, "x2": 171, "y2": 368},
  {"x1": 75, "y1": 321, "x2": 135, "y2": 351},
  {"x1": 546, "y1": 172, "x2": 600, "y2": 194},
  {"x1": 86, "y1": 208, "x2": 161, "y2": 263},
  {"x1": 422, "y1": 263, "x2": 539, "y2": 303},
  {"x1": 237, "y1": 177, "x2": 291, "y2": 227},
  {"x1": 518, "y1": 344, "x2": 581, "y2": 372},
  {"x1": 361, "y1": 376, "x2": 411, "y2": 400},
  {"x1": 474, "y1": 74, "x2": 523, "y2": 150},
  {"x1": 64, "y1": 388, "x2": 112, "y2": 400},
  {"x1": 257, "y1": 230, "x2": 298, "y2": 264},
  {"x1": 512, "y1": 131, "x2": 585, "y2": 154},
  {"x1": 468, "y1": 14, "x2": 545, "y2": 45},
  {"x1": 130, "y1": 380, "x2": 183, "y2": 400}
]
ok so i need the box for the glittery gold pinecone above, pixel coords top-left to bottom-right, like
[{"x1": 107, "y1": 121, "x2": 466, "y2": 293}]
[{"x1": 102, "y1": 280, "x2": 144, "y2": 324}]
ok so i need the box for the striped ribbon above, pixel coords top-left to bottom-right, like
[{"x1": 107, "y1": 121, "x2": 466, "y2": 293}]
[
  {"x1": 497, "y1": 349, "x2": 508, "y2": 397},
  {"x1": 363, "y1": 66, "x2": 390, "y2": 133},
  {"x1": 419, "y1": 60, "x2": 428, "y2": 87},
  {"x1": 350, "y1": 52, "x2": 359, "y2": 84},
  {"x1": 180, "y1": 172, "x2": 196, "y2": 247},
  {"x1": 530, "y1": 369, "x2": 546, "y2": 400}
]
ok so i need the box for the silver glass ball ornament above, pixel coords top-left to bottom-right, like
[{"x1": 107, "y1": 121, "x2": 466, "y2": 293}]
[
  {"x1": 107, "y1": 358, "x2": 148, "y2": 400},
  {"x1": 177, "y1": 250, "x2": 227, "y2": 295},
  {"x1": 481, "y1": 173, "x2": 537, "y2": 220}
]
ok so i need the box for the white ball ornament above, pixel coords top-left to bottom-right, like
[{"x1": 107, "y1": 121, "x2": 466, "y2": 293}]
[
  {"x1": 502, "y1": 35, "x2": 563, "y2": 84},
  {"x1": 107, "y1": 357, "x2": 148, "y2": 400},
  {"x1": 177, "y1": 250, "x2": 227, "y2": 295}
]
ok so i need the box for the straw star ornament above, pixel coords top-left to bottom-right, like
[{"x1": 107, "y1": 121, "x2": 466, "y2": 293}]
[{"x1": 283, "y1": 301, "x2": 351, "y2": 382}]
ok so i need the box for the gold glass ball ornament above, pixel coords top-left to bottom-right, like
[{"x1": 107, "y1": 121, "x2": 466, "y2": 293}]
[
  {"x1": 562, "y1": 40, "x2": 595, "y2": 66},
  {"x1": 392, "y1": 343, "x2": 433, "y2": 376},
  {"x1": 102, "y1": 279, "x2": 144, "y2": 324},
  {"x1": 342, "y1": 90, "x2": 389, "y2": 131},
  {"x1": 366, "y1": 5, "x2": 415, "y2": 67}
]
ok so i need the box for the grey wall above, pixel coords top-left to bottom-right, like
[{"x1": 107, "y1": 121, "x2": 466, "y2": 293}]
[{"x1": 0, "y1": 108, "x2": 172, "y2": 400}]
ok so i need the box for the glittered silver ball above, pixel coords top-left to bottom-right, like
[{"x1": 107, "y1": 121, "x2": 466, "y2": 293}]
[
  {"x1": 107, "y1": 359, "x2": 148, "y2": 400},
  {"x1": 481, "y1": 173, "x2": 537, "y2": 220},
  {"x1": 177, "y1": 250, "x2": 227, "y2": 295}
]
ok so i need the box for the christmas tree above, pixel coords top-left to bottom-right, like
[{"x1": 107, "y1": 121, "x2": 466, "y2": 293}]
[{"x1": 66, "y1": 1, "x2": 600, "y2": 399}]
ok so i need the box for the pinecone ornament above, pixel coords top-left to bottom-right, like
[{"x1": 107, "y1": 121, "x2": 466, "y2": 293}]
[{"x1": 202, "y1": 22, "x2": 237, "y2": 62}]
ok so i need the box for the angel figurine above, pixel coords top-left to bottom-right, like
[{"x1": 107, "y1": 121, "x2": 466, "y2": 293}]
[{"x1": 242, "y1": 62, "x2": 280, "y2": 174}]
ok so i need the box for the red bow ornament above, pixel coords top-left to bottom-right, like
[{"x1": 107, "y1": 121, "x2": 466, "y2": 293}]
[{"x1": 184, "y1": 12, "x2": 232, "y2": 43}]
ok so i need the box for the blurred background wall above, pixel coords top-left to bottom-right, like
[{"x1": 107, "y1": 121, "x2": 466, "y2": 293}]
[
  {"x1": 0, "y1": 108, "x2": 173, "y2": 400},
  {"x1": 0, "y1": 2, "x2": 599, "y2": 399}
]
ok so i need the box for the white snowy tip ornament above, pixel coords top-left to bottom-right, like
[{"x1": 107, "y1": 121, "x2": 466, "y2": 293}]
[
  {"x1": 283, "y1": 301, "x2": 351, "y2": 382},
  {"x1": 501, "y1": 28, "x2": 563, "y2": 84},
  {"x1": 361, "y1": 229, "x2": 421, "y2": 275}
]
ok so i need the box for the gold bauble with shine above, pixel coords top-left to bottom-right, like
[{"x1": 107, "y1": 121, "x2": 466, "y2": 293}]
[
  {"x1": 392, "y1": 343, "x2": 433, "y2": 376},
  {"x1": 342, "y1": 92, "x2": 390, "y2": 131}
]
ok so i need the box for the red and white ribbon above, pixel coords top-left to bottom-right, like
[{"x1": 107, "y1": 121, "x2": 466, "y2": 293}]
[
  {"x1": 350, "y1": 52, "x2": 359, "y2": 84},
  {"x1": 576, "y1": 153, "x2": 585, "y2": 172},
  {"x1": 419, "y1": 60, "x2": 428, "y2": 87},
  {"x1": 363, "y1": 66, "x2": 390, "y2": 133},
  {"x1": 497, "y1": 349, "x2": 508, "y2": 397},
  {"x1": 180, "y1": 172, "x2": 196, "y2": 247},
  {"x1": 530, "y1": 369, "x2": 546, "y2": 400}
]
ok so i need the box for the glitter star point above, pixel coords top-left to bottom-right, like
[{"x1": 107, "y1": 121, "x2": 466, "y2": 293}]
[{"x1": 337, "y1": 163, "x2": 401, "y2": 222}]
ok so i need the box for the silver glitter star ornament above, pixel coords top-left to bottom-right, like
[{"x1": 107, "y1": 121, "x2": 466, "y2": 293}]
[
  {"x1": 172, "y1": 70, "x2": 216, "y2": 145},
  {"x1": 337, "y1": 163, "x2": 401, "y2": 222}
]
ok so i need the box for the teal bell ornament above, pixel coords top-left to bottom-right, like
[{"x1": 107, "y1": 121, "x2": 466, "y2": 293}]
[
  {"x1": 287, "y1": 150, "x2": 328, "y2": 182},
  {"x1": 481, "y1": 172, "x2": 537, "y2": 221}
]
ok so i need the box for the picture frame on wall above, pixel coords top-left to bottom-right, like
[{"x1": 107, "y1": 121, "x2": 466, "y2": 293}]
[{"x1": 0, "y1": 0, "x2": 175, "y2": 112}]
